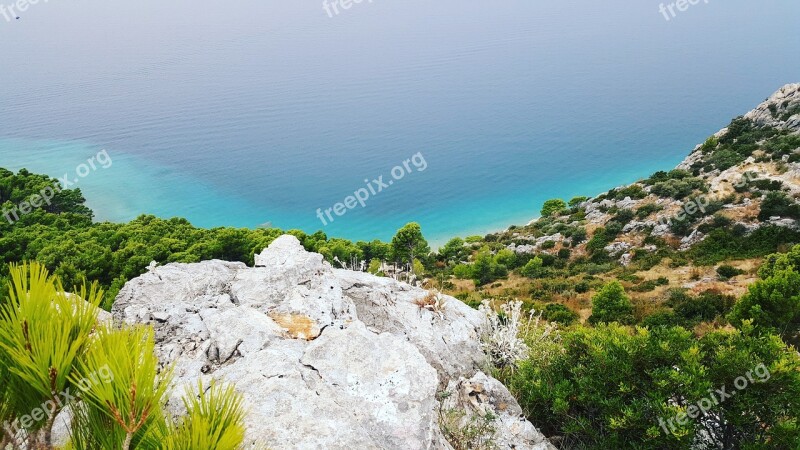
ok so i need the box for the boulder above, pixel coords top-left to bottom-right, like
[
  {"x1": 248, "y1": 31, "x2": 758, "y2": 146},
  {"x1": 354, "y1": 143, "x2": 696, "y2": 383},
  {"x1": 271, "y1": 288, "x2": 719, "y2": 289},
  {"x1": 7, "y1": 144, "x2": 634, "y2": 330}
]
[{"x1": 113, "y1": 235, "x2": 554, "y2": 450}]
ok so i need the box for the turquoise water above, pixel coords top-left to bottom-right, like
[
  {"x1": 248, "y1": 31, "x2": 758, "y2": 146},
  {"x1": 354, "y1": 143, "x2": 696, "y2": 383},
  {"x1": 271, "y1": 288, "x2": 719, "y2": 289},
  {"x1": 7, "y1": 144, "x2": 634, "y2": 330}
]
[{"x1": 1, "y1": 1, "x2": 799, "y2": 245}]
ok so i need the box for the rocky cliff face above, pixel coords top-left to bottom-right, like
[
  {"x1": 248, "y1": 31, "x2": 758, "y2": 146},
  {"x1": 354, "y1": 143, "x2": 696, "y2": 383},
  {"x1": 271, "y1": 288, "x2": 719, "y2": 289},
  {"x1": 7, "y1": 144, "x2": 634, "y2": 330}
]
[{"x1": 112, "y1": 235, "x2": 554, "y2": 449}]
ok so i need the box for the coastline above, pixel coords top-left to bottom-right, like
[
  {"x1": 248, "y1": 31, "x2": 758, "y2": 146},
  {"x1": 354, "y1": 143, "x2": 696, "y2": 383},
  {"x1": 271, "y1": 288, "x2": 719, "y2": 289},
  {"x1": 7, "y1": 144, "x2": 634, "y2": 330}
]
[{"x1": 1, "y1": 134, "x2": 690, "y2": 248}]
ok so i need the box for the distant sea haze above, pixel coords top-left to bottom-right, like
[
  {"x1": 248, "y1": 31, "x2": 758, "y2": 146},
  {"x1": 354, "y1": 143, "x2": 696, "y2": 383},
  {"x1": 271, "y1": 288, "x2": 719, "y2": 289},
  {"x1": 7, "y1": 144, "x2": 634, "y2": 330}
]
[{"x1": 0, "y1": 0, "x2": 798, "y2": 245}]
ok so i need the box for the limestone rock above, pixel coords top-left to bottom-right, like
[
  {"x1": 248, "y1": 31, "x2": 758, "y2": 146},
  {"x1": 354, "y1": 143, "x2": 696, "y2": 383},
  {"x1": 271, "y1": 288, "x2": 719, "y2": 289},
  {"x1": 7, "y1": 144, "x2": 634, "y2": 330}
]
[
  {"x1": 441, "y1": 372, "x2": 554, "y2": 450},
  {"x1": 113, "y1": 235, "x2": 553, "y2": 449}
]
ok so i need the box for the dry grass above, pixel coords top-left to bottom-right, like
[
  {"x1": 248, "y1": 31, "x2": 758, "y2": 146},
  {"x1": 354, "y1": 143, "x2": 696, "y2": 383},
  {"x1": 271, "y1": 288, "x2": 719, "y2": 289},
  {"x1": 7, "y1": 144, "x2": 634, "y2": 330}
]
[
  {"x1": 414, "y1": 292, "x2": 439, "y2": 309},
  {"x1": 414, "y1": 291, "x2": 448, "y2": 317}
]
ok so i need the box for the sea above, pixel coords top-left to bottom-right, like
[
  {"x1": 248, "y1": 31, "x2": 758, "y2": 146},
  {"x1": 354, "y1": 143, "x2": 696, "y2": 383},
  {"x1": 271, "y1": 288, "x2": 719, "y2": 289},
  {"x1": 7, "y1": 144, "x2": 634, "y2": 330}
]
[{"x1": 1, "y1": 0, "x2": 799, "y2": 245}]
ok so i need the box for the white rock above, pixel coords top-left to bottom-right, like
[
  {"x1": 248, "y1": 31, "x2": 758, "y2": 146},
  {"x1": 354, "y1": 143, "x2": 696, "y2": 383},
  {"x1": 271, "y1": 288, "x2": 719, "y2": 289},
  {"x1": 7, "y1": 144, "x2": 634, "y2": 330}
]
[
  {"x1": 604, "y1": 241, "x2": 631, "y2": 256},
  {"x1": 112, "y1": 235, "x2": 553, "y2": 449}
]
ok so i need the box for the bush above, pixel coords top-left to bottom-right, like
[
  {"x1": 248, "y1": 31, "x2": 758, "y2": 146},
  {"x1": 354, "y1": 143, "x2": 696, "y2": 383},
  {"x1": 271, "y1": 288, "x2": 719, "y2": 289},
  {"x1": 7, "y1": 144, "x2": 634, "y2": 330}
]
[
  {"x1": 716, "y1": 265, "x2": 745, "y2": 280},
  {"x1": 471, "y1": 248, "x2": 508, "y2": 286},
  {"x1": 588, "y1": 281, "x2": 635, "y2": 325},
  {"x1": 636, "y1": 203, "x2": 663, "y2": 219},
  {"x1": 758, "y1": 191, "x2": 800, "y2": 221},
  {"x1": 540, "y1": 199, "x2": 567, "y2": 217},
  {"x1": 503, "y1": 324, "x2": 800, "y2": 449},
  {"x1": 689, "y1": 225, "x2": 800, "y2": 265},
  {"x1": 729, "y1": 267, "x2": 800, "y2": 342},
  {"x1": 541, "y1": 303, "x2": 579, "y2": 326},
  {"x1": 666, "y1": 289, "x2": 735, "y2": 326},
  {"x1": 520, "y1": 256, "x2": 544, "y2": 279},
  {"x1": 568, "y1": 196, "x2": 589, "y2": 207},
  {"x1": 570, "y1": 228, "x2": 588, "y2": 245}
]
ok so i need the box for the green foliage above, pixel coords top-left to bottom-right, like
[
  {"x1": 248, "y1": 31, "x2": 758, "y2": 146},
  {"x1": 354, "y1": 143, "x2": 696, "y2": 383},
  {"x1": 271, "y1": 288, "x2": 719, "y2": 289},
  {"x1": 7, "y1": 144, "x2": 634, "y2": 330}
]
[
  {"x1": 649, "y1": 177, "x2": 706, "y2": 200},
  {"x1": 641, "y1": 310, "x2": 684, "y2": 329},
  {"x1": 503, "y1": 324, "x2": 800, "y2": 449},
  {"x1": 71, "y1": 326, "x2": 173, "y2": 449},
  {"x1": 689, "y1": 225, "x2": 800, "y2": 265},
  {"x1": 568, "y1": 196, "x2": 588, "y2": 207},
  {"x1": 758, "y1": 191, "x2": 800, "y2": 221},
  {"x1": 629, "y1": 277, "x2": 669, "y2": 293},
  {"x1": 758, "y1": 243, "x2": 800, "y2": 279},
  {"x1": 585, "y1": 227, "x2": 613, "y2": 260},
  {"x1": 155, "y1": 381, "x2": 246, "y2": 450},
  {"x1": 716, "y1": 265, "x2": 744, "y2": 280},
  {"x1": 607, "y1": 185, "x2": 647, "y2": 200},
  {"x1": 729, "y1": 267, "x2": 800, "y2": 341},
  {"x1": 493, "y1": 249, "x2": 517, "y2": 269},
  {"x1": 699, "y1": 136, "x2": 719, "y2": 153},
  {"x1": 0, "y1": 262, "x2": 101, "y2": 447},
  {"x1": 660, "y1": 289, "x2": 735, "y2": 328},
  {"x1": 763, "y1": 133, "x2": 800, "y2": 160},
  {"x1": 541, "y1": 303, "x2": 578, "y2": 326},
  {"x1": 570, "y1": 227, "x2": 587, "y2": 245},
  {"x1": 0, "y1": 168, "x2": 403, "y2": 310},
  {"x1": 540, "y1": 199, "x2": 567, "y2": 217},
  {"x1": 453, "y1": 264, "x2": 472, "y2": 279},
  {"x1": 635, "y1": 203, "x2": 662, "y2": 219},
  {"x1": 0, "y1": 263, "x2": 249, "y2": 450},
  {"x1": 519, "y1": 256, "x2": 544, "y2": 279},
  {"x1": 439, "y1": 237, "x2": 469, "y2": 264},
  {"x1": 0, "y1": 168, "x2": 94, "y2": 220},
  {"x1": 470, "y1": 247, "x2": 508, "y2": 286},
  {"x1": 390, "y1": 222, "x2": 430, "y2": 268},
  {"x1": 588, "y1": 281, "x2": 634, "y2": 325},
  {"x1": 367, "y1": 259, "x2": 383, "y2": 275},
  {"x1": 706, "y1": 148, "x2": 745, "y2": 171}
]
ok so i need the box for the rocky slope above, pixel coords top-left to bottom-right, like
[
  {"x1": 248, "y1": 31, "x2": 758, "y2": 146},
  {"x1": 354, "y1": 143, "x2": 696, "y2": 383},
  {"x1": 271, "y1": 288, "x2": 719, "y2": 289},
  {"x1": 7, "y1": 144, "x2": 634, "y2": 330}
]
[
  {"x1": 504, "y1": 83, "x2": 800, "y2": 264},
  {"x1": 112, "y1": 235, "x2": 554, "y2": 450}
]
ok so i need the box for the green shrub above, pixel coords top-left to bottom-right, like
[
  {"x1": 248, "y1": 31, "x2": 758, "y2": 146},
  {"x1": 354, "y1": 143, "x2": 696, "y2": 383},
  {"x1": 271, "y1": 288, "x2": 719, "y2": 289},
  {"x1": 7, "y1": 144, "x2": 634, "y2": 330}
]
[
  {"x1": 568, "y1": 196, "x2": 589, "y2": 207},
  {"x1": 541, "y1": 303, "x2": 579, "y2": 326},
  {"x1": 540, "y1": 199, "x2": 567, "y2": 217},
  {"x1": 666, "y1": 289, "x2": 735, "y2": 326},
  {"x1": 588, "y1": 281, "x2": 635, "y2": 325},
  {"x1": 758, "y1": 191, "x2": 800, "y2": 221},
  {"x1": 689, "y1": 225, "x2": 800, "y2": 265},
  {"x1": 717, "y1": 265, "x2": 745, "y2": 280},
  {"x1": 520, "y1": 256, "x2": 544, "y2": 279},
  {"x1": 503, "y1": 323, "x2": 800, "y2": 449},
  {"x1": 729, "y1": 267, "x2": 800, "y2": 342},
  {"x1": 636, "y1": 203, "x2": 663, "y2": 219}
]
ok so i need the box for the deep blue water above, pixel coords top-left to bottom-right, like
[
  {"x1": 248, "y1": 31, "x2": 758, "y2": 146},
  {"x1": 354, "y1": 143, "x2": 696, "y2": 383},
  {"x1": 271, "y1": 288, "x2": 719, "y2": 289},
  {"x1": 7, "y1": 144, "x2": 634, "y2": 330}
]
[{"x1": 1, "y1": 0, "x2": 799, "y2": 245}]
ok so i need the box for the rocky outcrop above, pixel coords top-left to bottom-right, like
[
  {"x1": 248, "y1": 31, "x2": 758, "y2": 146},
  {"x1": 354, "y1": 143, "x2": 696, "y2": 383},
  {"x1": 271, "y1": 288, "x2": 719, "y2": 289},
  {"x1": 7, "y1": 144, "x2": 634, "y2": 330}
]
[
  {"x1": 744, "y1": 83, "x2": 800, "y2": 130},
  {"x1": 112, "y1": 235, "x2": 554, "y2": 450}
]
